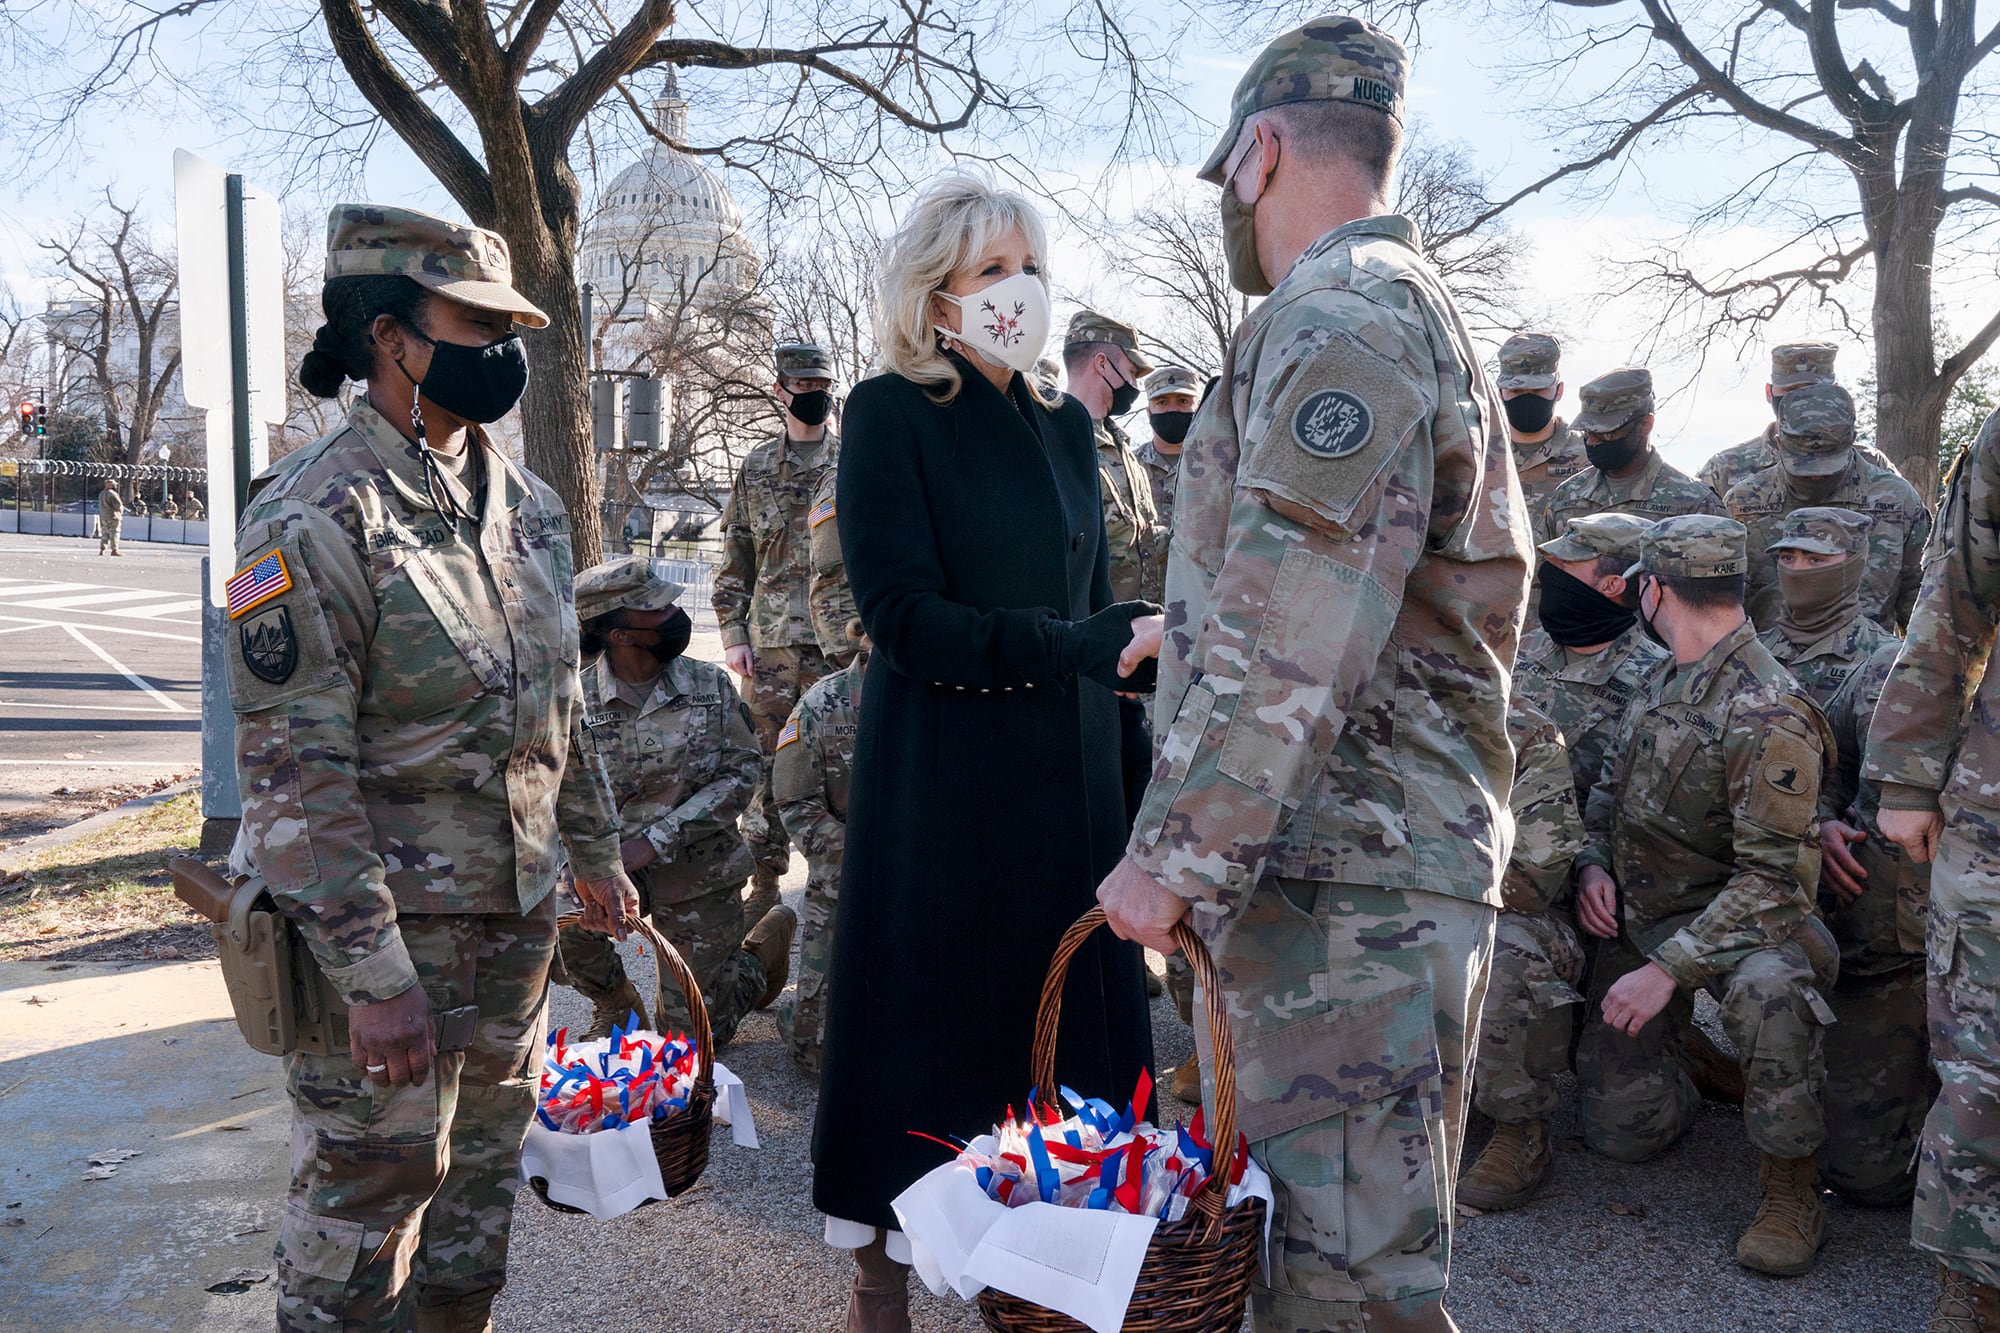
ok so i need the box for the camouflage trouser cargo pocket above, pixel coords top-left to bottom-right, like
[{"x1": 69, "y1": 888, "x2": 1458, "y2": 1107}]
[
  {"x1": 275, "y1": 1200, "x2": 366, "y2": 1284},
  {"x1": 1715, "y1": 939, "x2": 1831, "y2": 1160},
  {"x1": 1204, "y1": 880, "x2": 1493, "y2": 1331},
  {"x1": 1914, "y1": 904, "x2": 2000, "y2": 1284}
]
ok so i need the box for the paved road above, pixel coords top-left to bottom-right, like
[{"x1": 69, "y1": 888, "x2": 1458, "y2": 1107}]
[{"x1": 0, "y1": 534, "x2": 204, "y2": 823}]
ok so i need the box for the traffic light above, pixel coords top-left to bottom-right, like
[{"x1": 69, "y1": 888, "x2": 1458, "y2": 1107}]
[
  {"x1": 32, "y1": 403, "x2": 45, "y2": 437},
  {"x1": 591, "y1": 379, "x2": 624, "y2": 452},
  {"x1": 625, "y1": 378, "x2": 665, "y2": 450},
  {"x1": 16, "y1": 401, "x2": 30, "y2": 437}
]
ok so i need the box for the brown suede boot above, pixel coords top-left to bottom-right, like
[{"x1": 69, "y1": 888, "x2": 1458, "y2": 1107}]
[
  {"x1": 1145, "y1": 968, "x2": 1164, "y2": 997},
  {"x1": 1679, "y1": 1025, "x2": 1747, "y2": 1106},
  {"x1": 1736, "y1": 1152, "x2": 1826, "y2": 1276},
  {"x1": 745, "y1": 865, "x2": 784, "y2": 921},
  {"x1": 1170, "y1": 1053, "x2": 1202, "y2": 1105},
  {"x1": 744, "y1": 904, "x2": 797, "y2": 1009},
  {"x1": 846, "y1": 1236, "x2": 911, "y2": 1333},
  {"x1": 1455, "y1": 1119, "x2": 1552, "y2": 1212},
  {"x1": 579, "y1": 980, "x2": 648, "y2": 1041},
  {"x1": 415, "y1": 1292, "x2": 495, "y2": 1333},
  {"x1": 1929, "y1": 1263, "x2": 2000, "y2": 1332}
]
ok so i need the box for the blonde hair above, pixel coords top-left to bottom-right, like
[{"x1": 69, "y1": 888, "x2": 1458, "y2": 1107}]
[{"x1": 875, "y1": 173, "x2": 1057, "y2": 406}]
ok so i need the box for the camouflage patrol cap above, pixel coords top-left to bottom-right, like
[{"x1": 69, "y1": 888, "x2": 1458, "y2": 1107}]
[
  {"x1": 774, "y1": 342, "x2": 833, "y2": 381},
  {"x1": 1538, "y1": 512, "x2": 1653, "y2": 566},
  {"x1": 575, "y1": 557, "x2": 684, "y2": 625},
  {"x1": 1144, "y1": 365, "x2": 1200, "y2": 402},
  {"x1": 1768, "y1": 506, "x2": 1872, "y2": 558},
  {"x1": 1573, "y1": 367, "x2": 1655, "y2": 435},
  {"x1": 1064, "y1": 310, "x2": 1155, "y2": 376},
  {"x1": 1770, "y1": 340, "x2": 1838, "y2": 392},
  {"x1": 1197, "y1": 15, "x2": 1409, "y2": 184},
  {"x1": 1774, "y1": 382, "x2": 1857, "y2": 477},
  {"x1": 324, "y1": 205, "x2": 549, "y2": 328},
  {"x1": 1497, "y1": 332, "x2": 1561, "y2": 391},
  {"x1": 1626, "y1": 514, "x2": 1749, "y2": 581}
]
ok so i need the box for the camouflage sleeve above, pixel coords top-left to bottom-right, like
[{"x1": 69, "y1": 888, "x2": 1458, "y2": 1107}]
[
  {"x1": 554, "y1": 714, "x2": 621, "y2": 880},
  {"x1": 1650, "y1": 697, "x2": 1827, "y2": 989},
  {"x1": 228, "y1": 503, "x2": 417, "y2": 1007},
  {"x1": 773, "y1": 696, "x2": 842, "y2": 868},
  {"x1": 1818, "y1": 643, "x2": 1898, "y2": 824},
  {"x1": 646, "y1": 681, "x2": 763, "y2": 859},
  {"x1": 1576, "y1": 693, "x2": 1643, "y2": 873},
  {"x1": 1127, "y1": 295, "x2": 1439, "y2": 920},
  {"x1": 712, "y1": 461, "x2": 756, "y2": 649},
  {"x1": 1503, "y1": 714, "x2": 1585, "y2": 914},
  {"x1": 1867, "y1": 421, "x2": 2000, "y2": 808},
  {"x1": 1895, "y1": 499, "x2": 1934, "y2": 632}
]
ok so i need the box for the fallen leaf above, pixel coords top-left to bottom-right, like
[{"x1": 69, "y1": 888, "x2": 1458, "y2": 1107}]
[
  {"x1": 204, "y1": 1269, "x2": 271, "y2": 1295},
  {"x1": 143, "y1": 945, "x2": 185, "y2": 961},
  {"x1": 159, "y1": 1037, "x2": 179, "y2": 1046},
  {"x1": 35, "y1": 925, "x2": 57, "y2": 935},
  {"x1": 1, "y1": 1218, "x2": 23, "y2": 1229},
  {"x1": 5, "y1": 1202, "x2": 19, "y2": 1209},
  {"x1": 1454, "y1": 1202, "x2": 1485, "y2": 1218},
  {"x1": 43, "y1": 962, "x2": 73, "y2": 971},
  {"x1": 1497, "y1": 1263, "x2": 1532, "y2": 1287},
  {"x1": 81, "y1": 1166, "x2": 118, "y2": 1181},
  {"x1": 1609, "y1": 1202, "x2": 1647, "y2": 1218},
  {"x1": 21, "y1": 995, "x2": 50, "y2": 1005},
  {"x1": 88, "y1": 1150, "x2": 141, "y2": 1165}
]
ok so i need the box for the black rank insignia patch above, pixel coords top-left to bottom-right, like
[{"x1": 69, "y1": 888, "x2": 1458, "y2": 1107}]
[
  {"x1": 239, "y1": 605, "x2": 299, "y2": 685},
  {"x1": 1292, "y1": 389, "x2": 1374, "y2": 459}
]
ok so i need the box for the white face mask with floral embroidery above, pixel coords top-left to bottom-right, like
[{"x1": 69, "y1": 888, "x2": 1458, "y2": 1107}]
[{"x1": 934, "y1": 271, "x2": 1051, "y2": 375}]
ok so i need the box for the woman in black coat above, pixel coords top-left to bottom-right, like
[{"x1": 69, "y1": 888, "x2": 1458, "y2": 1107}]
[{"x1": 813, "y1": 175, "x2": 1158, "y2": 1331}]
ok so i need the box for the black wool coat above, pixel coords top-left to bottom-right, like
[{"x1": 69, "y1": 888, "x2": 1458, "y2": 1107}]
[{"x1": 811, "y1": 356, "x2": 1155, "y2": 1230}]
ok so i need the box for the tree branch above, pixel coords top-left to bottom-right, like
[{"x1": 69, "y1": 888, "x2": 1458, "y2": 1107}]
[
  {"x1": 1939, "y1": 305, "x2": 2000, "y2": 388},
  {"x1": 531, "y1": 0, "x2": 675, "y2": 148}
]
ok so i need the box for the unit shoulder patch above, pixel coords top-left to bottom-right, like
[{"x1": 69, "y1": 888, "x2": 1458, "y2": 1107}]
[
  {"x1": 1291, "y1": 388, "x2": 1374, "y2": 459},
  {"x1": 238, "y1": 605, "x2": 298, "y2": 684}
]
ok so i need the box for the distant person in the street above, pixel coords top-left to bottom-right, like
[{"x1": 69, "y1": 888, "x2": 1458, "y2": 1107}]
[
  {"x1": 1865, "y1": 405, "x2": 2000, "y2": 1326},
  {"x1": 229, "y1": 203, "x2": 639, "y2": 1333},
  {"x1": 555, "y1": 557, "x2": 794, "y2": 1048},
  {"x1": 1725, "y1": 382, "x2": 1929, "y2": 633},
  {"x1": 184, "y1": 489, "x2": 204, "y2": 522},
  {"x1": 1094, "y1": 19, "x2": 1530, "y2": 1331},
  {"x1": 713, "y1": 341, "x2": 841, "y2": 924},
  {"x1": 1697, "y1": 341, "x2": 1899, "y2": 498},
  {"x1": 1535, "y1": 366, "x2": 1726, "y2": 544},
  {"x1": 161, "y1": 493, "x2": 180, "y2": 521},
  {"x1": 96, "y1": 484, "x2": 123, "y2": 556},
  {"x1": 814, "y1": 172, "x2": 1156, "y2": 1332}
]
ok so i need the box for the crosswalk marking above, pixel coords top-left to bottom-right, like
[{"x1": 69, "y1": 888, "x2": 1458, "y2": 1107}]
[
  {"x1": 0, "y1": 576, "x2": 201, "y2": 624},
  {"x1": 9, "y1": 589, "x2": 168, "y2": 610}
]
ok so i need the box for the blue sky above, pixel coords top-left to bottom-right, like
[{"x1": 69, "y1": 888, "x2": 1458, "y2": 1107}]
[{"x1": 4, "y1": 1, "x2": 1977, "y2": 471}]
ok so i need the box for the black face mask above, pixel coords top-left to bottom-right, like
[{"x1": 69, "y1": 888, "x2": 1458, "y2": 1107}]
[
  {"x1": 1636, "y1": 576, "x2": 1669, "y2": 650},
  {"x1": 1150, "y1": 410, "x2": 1195, "y2": 446},
  {"x1": 1585, "y1": 422, "x2": 1647, "y2": 474},
  {"x1": 625, "y1": 608, "x2": 693, "y2": 668},
  {"x1": 787, "y1": 389, "x2": 833, "y2": 427},
  {"x1": 404, "y1": 328, "x2": 529, "y2": 425},
  {"x1": 1538, "y1": 563, "x2": 1636, "y2": 648},
  {"x1": 1504, "y1": 393, "x2": 1556, "y2": 434},
  {"x1": 1102, "y1": 364, "x2": 1141, "y2": 417}
]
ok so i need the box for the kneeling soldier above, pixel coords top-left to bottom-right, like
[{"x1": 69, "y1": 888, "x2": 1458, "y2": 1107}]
[
  {"x1": 1458, "y1": 695, "x2": 1588, "y2": 1210},
  {"x1": 1574, "y1": 515, "x2": 1838, "y2": 1276},
  {"x1": 557, "y1": 558, "x2": 796, "y2": 1049}
]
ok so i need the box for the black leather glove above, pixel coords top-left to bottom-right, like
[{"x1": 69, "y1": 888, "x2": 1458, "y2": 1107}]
[{"x1": 1058, "y1": 601, "x2": 1161, "y2": 692}]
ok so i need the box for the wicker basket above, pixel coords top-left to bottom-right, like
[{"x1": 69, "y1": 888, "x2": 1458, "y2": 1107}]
[
  {"x1": 976, "y1": 907, "x2": 1265, "y2": 1333},
  {"x1": 527, "y1": 912, "x2": 717, "y2": 1213}
]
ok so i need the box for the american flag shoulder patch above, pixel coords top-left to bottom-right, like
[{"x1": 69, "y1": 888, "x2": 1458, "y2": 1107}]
[
  {"x1": 808, "y1": 495, "x2": 836, "y2": 528},
  {"x1": 775, "y1": 717, "x2": 802, "y2": 750},
  {"x1": 226, "y1": 549, "x2": 294, "y2": 620}
]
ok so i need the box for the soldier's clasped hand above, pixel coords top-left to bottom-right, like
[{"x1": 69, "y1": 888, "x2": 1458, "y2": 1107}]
[
  {"x1": 575, "y1": 870, "x2": 643, "y2": 941},
  {"x1": 349, "y1": 983, "x2": 436, "y2": 1089}
]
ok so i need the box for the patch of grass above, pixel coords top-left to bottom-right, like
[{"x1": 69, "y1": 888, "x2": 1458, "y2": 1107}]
[{"x1": 0, "y1": 793, "x2": 215, "y2": 961}]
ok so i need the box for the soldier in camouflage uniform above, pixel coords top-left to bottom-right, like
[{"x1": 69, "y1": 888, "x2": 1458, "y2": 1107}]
[
  {"x1": 230, "y1": 204, "x2": 641, "y2": 1332},
  {"x1": 1759, "y1": 505, "x2": 1931, "y2": 1204},
  {"x1": 1457, "y1": 696, "x2": 1588, "y2": 1212},
  {"x1": 1865, "y1": 406, "x2": 2000, "y2": 1326},
  {"x1": 96, "y1": 483, "x2": 123, "y2": 556},
  {"x1": 1726, "y1": 382, "x2": 1930, "y2": 634},
  {"x1": 1062, "y1": 309, "x2": 1164, "y2": 603},
  {"x1": 1535, "y1": 367, "x2": 1725, "y2": 546},
  {"x1": 1573, "y1": 515, "x2": 1837, "y2": 1277},
  {"x1": 1094, "y1": 21, "x2": 1530, "y2": 1329},
  {"x1": 1136, "y1": 364, "x2": 1197, "y2": 607},
  {"x1": 1754, "y1": 507, "x2": 1897, "y2": 707},
  {"x1": 1498, "y1": 332, "x2": 1586, "y2": 516},
  {"x1": 806, "y1": 463, "x2": 860, "y2": 667},
  {"x1": 1697, "y1": 341, "x2": 1898, "y2": 498},
  {"x1": 715, "y1": 341, "x2": 841, "y2": 920},
  {"x1": 1516, "y1": 513, "x2": 1670, "y2": 806},
  {"x1": 555, "y1": 558, "x2": 795, "y2": 1051}
]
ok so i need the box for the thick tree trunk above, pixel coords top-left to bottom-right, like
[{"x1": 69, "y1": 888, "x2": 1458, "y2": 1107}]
[
  {"x1": 516, "y1": 252, "x2": 602, "y2": 570},
  {"x1": 1871, "y1": 230, "x2": 1945, "y2": 502}
]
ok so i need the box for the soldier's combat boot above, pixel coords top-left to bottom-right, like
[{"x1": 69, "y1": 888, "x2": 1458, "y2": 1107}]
[
  {"x1": 1927, "y1": 1262, "x2": 2000, "y2": 1332},
  {"x1": 1170, "y1": 1054, "x2": 1202, "y2": 1105},
  {"x1": 415, "y1": 1291, "x2": 496, "y2": 1333},
  {"x1": 1145, "y1": 968, "x2": 1164, "y2": 997},
  {"x1": 1679, "y1": 1025, "x2": 1747, "y2": 1105},
  {"x1": 745, "y1": 865, "x2": 784, "y2": 922},
  {"x1": 745, "y1": 904, "x2": 797, "y2": 1009},
  {"x1": 580, "y1": 980, "x2": 648, "y2": 1041},
  {"x1": 846, "y1": 1235, "x2": 912, "y2": 1333},
  {"x1": 1455, "y1": 1119, "x2": 1552, "y2": 1212},
  {"x1": 1736, "y1": 1152, "x2": 1826, "y2": 1276}
]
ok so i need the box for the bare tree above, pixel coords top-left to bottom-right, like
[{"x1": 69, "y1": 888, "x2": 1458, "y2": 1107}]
[
  {"x1": 1445, "y1": 0, "x2": 2000, "y2": 500},
  {"x1": 762, "y1": 218, "x2": 884, "y2": 387},
  {"x1": 274, "y1": 207, "x2": 353, "y2": 461},
  {"x1": 24, "y1": 0, "x2": 1181, "y2": 567},
  {"x1": 1109, "y1": 194, "x2": 1240, "y2": 377},
  {"x1": 40, "y1": 196, "x2": 183, "y2": 497},
  {"x1": 1392, "y1": 128, "x2": 1533, "y2": 340}
]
